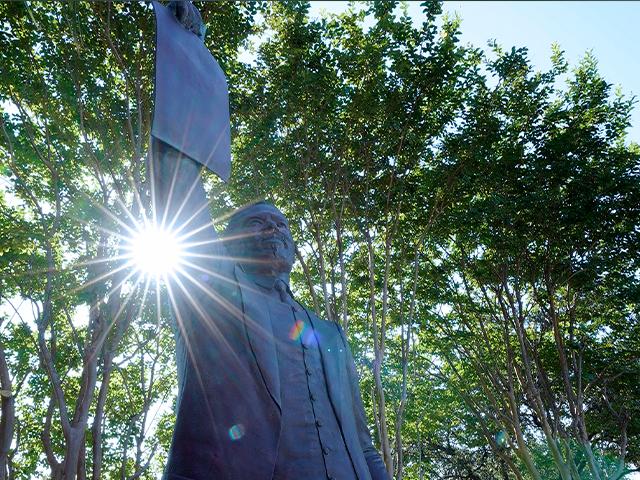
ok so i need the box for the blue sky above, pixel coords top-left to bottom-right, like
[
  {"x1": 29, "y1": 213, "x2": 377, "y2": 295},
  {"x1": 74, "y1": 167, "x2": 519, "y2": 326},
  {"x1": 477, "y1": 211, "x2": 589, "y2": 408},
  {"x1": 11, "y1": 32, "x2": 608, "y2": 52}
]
[{"x1": 308, "y1": 1, "x2": 640, "y2": 143}]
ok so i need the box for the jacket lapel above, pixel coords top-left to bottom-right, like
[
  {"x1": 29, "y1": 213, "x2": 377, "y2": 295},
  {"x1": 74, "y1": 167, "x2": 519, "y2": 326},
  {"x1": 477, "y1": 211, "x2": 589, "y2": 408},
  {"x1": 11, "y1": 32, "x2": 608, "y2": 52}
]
[{"x1": 234, "y1": 265, "x2": 282, "y2": 411}]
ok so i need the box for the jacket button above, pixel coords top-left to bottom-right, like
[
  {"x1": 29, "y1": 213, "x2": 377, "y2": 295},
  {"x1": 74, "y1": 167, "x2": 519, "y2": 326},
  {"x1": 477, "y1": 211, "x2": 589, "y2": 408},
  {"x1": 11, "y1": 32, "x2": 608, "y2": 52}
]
[
  {"x1": 315, "y1": 419, "x2": 323, "y2": 427},
  {"x1": 322, "y1": 447, "x2": 330, "y2": 455},
  {"x1": 310, "y1": 393, "x2": 316, "y2": 402},
  {"x1": 306, "y1": 369, "x2": 312, "y2": 376}
]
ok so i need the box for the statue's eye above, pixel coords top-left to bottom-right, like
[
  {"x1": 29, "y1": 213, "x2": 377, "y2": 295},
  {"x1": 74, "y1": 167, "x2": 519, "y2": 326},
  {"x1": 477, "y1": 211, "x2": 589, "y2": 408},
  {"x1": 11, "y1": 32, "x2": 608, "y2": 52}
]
[
  {"x1": 247, "y1": 219, "x2": 263, "y2": 227},
  {"x1": 277, "y1": 222, "x2": 287, "y2": 229}
]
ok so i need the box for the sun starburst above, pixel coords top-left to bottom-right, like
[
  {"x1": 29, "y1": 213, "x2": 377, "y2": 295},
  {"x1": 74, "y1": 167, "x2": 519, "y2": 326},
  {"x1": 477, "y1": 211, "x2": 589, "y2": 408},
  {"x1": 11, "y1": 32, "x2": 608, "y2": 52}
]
[{"x1": 124, "y1": 223, "x2": 185, "y2": 278}]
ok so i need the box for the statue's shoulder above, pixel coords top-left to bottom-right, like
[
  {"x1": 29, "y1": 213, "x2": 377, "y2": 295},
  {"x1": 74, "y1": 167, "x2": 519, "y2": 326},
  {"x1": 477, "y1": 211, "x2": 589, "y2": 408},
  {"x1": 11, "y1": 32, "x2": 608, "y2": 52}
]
[{"x1": 301, "y1": 308, "x2": 342, "y2": 336}]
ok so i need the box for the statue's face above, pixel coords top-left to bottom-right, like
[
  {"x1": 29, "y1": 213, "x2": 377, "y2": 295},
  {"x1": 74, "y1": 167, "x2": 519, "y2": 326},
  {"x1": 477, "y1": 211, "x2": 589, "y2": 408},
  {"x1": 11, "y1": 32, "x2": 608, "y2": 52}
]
[{"x1": 226, "y1": 204, "x2": 295, "y2": 276}]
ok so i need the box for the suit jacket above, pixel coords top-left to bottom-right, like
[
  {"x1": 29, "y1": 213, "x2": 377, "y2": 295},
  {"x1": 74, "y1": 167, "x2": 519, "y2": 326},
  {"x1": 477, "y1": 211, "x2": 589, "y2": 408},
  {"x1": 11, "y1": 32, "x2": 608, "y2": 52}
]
[
  {"x1": 164, "y1": 264, "x2": 389, "y2": 480},
  {"x1": 152, "y1": 141, "x2": 388, "y2": 480}
]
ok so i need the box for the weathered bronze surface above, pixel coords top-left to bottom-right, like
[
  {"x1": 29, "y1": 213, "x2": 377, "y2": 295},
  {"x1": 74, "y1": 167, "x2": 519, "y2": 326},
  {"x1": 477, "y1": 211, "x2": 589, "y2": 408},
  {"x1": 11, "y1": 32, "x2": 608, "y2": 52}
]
[
  {"x1": 152, "y1": 1, "x2": 230, "y2": 181},
  {"x1": 152, "y1": 3, "x2": 389, "y2": 479}
]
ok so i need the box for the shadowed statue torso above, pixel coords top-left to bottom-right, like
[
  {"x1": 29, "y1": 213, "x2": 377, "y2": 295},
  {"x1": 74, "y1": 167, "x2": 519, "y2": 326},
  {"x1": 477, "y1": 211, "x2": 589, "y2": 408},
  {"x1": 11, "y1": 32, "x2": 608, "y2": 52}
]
[{"x1": 151, "y1": 3, "x2": 389, "y2": 479}]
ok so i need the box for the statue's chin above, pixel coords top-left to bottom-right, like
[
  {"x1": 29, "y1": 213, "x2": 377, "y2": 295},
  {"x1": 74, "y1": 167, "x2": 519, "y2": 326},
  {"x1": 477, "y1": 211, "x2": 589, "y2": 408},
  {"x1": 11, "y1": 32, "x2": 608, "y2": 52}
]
[
  {"x1": 240, "y1": 252, "x2": 292, "y2": 276},
  {"x1": 265, "y1": 255, "x2": 293, "y2": 275},
  {"x1": 228, "y1": 240, "x2": 294, "y2": 276}
]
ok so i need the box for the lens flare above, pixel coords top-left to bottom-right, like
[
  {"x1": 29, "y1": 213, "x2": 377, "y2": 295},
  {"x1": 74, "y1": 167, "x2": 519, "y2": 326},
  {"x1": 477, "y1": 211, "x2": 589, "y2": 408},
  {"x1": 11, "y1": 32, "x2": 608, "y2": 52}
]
[
  {"x1": 127, "y1": 225, "x2": 184, "y2": 277},
  {"x1": 228, "y1": 423, "x2": 245, "y2": 441},
  {"x1": 289, "y1": 319, "x2": 305, "y2": 341}
]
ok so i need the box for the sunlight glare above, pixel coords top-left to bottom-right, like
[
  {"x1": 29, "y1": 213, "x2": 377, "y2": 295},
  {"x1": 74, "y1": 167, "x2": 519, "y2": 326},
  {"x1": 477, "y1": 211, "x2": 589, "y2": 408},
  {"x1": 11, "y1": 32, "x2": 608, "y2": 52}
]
[{"x1": 128, "y1": 225, "x2": 184, "y2": 277}]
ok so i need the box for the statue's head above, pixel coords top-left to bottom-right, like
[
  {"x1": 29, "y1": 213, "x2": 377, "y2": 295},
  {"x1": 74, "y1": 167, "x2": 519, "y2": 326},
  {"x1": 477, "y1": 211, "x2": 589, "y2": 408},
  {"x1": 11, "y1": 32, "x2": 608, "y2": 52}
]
[{"x1": 224, "y1": 201, "x2": 295, "y2": 277}]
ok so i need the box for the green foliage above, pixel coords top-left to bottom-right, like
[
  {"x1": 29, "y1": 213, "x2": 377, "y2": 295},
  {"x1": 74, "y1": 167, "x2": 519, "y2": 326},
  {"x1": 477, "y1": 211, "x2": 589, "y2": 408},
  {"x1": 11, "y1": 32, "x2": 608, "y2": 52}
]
[{"x1": 0, "y1": 1, "x2": 638, "y2": 479}]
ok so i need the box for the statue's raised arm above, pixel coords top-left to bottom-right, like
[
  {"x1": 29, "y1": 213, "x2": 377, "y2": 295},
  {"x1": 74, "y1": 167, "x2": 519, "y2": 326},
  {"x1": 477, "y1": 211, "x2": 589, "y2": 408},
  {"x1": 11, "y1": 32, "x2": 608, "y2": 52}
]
[{"x1": 150, "y1": 0, "x2": 230, "y2": 278}]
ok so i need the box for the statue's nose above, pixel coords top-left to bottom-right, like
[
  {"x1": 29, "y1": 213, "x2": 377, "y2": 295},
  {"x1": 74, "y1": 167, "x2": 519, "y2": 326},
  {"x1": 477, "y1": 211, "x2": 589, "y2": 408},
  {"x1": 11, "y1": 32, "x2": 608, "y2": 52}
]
[{"x1": 262, "y1": 219, "x2": 278, "y2": 232}]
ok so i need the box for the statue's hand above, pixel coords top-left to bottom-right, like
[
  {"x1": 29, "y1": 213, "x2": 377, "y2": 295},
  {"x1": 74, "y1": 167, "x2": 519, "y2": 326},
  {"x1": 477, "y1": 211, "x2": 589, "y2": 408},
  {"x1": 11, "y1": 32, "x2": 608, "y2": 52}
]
[{"x1": 168, "y1": 1, "x2": 206, "y2": 40}]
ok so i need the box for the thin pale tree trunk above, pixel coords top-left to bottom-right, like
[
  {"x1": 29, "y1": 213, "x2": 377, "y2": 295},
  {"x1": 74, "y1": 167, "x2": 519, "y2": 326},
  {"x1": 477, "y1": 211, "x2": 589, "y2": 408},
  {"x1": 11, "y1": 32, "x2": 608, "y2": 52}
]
[{"x1": 0, "y1": 338, "x2": 14, "y2": 480}]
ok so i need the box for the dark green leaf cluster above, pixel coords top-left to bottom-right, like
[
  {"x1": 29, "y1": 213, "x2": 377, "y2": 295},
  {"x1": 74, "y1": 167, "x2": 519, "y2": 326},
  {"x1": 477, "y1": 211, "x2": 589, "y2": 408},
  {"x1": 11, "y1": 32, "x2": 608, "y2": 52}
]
[{"x1": 0, "y1": 1, "x2": 638, "y2": 479}]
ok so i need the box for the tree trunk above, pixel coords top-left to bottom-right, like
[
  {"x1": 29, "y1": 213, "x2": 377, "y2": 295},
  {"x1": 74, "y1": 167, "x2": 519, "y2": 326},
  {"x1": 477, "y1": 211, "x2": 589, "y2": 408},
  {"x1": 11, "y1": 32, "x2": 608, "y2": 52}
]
[
  {"x1": 363, "y1": 228, "x2": 392, "y2": 475},
  {"x1": 0, "y1": 341, "x2": 14, "y2": 480}
]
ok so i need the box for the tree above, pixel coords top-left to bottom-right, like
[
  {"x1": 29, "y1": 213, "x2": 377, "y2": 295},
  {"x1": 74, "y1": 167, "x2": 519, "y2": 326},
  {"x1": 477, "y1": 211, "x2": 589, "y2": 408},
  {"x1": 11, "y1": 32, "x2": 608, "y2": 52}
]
[
  {"x1": 425, "y1": 44, "x2": 640, "y2": 479},
  {"x1": 0, "y1": 1, "x2": 637, "y2": 479}
]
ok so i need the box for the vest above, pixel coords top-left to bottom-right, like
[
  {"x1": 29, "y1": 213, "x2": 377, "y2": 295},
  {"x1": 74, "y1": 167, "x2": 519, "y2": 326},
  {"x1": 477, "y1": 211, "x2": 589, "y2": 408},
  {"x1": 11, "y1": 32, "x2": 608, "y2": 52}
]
[{"x1": 265, "y1": 290, "x2": 358, "y2": 480}]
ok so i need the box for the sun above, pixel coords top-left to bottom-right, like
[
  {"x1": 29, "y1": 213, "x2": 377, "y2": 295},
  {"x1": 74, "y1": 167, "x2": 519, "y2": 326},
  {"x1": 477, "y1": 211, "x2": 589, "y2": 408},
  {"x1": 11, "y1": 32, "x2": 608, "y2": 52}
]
[{"x1": 126, "y1": 224, "x2": 184, "y2": 278}]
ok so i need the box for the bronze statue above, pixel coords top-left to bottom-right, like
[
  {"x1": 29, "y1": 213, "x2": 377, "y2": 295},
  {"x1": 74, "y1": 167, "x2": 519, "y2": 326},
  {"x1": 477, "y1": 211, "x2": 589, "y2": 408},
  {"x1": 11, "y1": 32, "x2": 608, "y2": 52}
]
[{"x1": 151, "y1": 2, "x2": 389, "y2": 479}]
